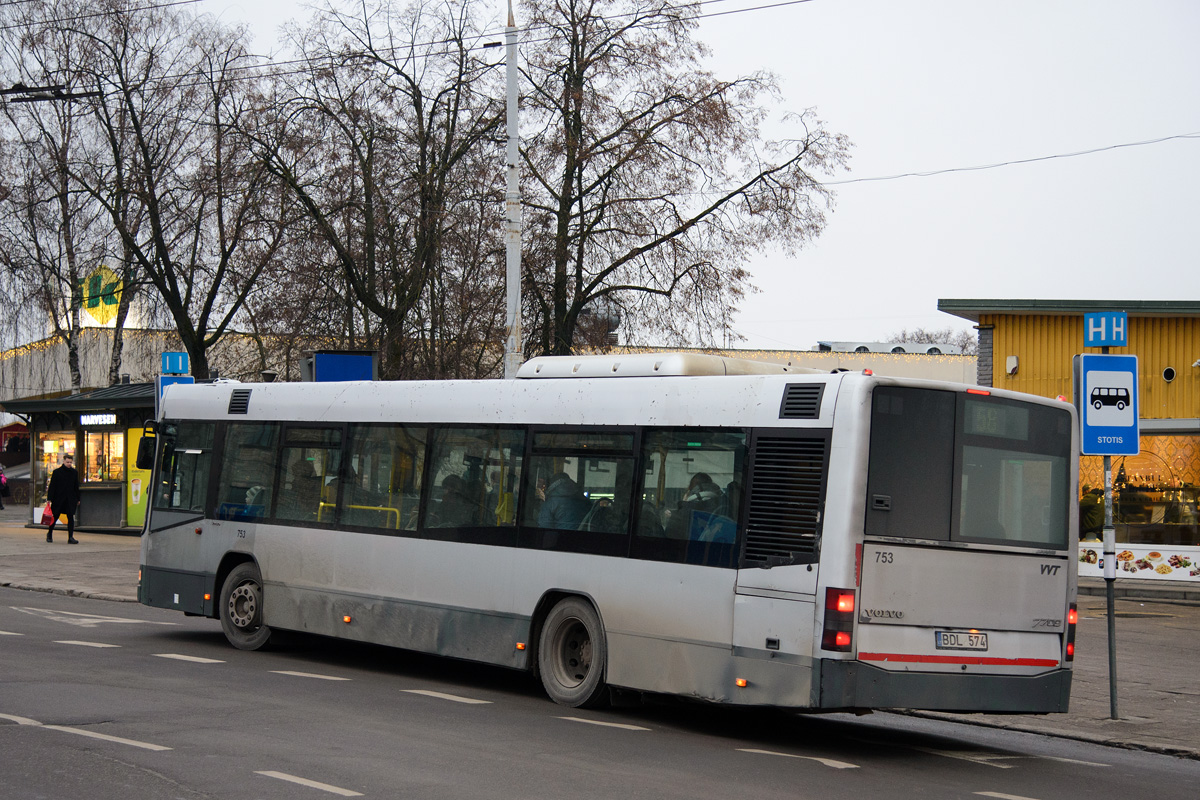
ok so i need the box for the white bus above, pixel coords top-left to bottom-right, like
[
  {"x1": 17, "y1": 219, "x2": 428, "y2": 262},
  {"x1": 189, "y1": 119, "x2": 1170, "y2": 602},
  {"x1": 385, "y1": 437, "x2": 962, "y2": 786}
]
[{"x1": 138, "y1": 353, "x2": 1078, "y2": 712}]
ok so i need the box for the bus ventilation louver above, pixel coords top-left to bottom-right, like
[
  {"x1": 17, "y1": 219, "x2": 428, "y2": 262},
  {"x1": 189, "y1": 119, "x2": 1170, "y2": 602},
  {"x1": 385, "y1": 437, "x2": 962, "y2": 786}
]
[
  {"x1": 741, "y1": 436, "x2": 828, "y2": 566},
  {"x1": 227, "y1": 390, "x2": 252, "y2": 415},
  {"x1": 778, "y1": 384, "x2": 824, "y2": 419}
]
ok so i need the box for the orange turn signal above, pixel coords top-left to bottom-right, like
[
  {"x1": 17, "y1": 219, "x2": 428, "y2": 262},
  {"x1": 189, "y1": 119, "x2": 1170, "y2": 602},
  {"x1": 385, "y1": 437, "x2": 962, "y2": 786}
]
[
  {"x1": 516, "y1": 642, "x2": 526, "y2": 651},
  {"x1": 735, "y1": 678, "x2": 748, "y2": 688},
  {"x1": 343, "y1": 615, "x2": 352, "y2": 624}
]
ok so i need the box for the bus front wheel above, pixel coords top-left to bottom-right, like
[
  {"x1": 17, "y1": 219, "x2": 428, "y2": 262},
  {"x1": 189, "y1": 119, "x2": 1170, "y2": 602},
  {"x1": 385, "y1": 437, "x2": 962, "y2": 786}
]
[
  {"x1": 220, "y1": 562, "x2": 272, "y2": 651},
  {"x1": 538, "y1": 597, "x2": 608, "y2": 708}
]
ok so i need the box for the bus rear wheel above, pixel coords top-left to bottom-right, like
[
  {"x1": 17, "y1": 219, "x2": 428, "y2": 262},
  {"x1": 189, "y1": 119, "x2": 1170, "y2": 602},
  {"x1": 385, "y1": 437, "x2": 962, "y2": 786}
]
[
  {"x1": 220, "y1": 562, "x2": 272, "y2": 651},
  {"x1": 538, "y1": 597, "x2": 608, "y2": 708}
]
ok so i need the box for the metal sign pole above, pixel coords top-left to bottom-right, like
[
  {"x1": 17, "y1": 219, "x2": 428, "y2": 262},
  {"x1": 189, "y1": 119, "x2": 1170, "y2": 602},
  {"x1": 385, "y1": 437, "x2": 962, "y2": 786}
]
[
  {"x1": 1079, "y1": 315, "x2": 1134, "y2": 722},
  {"x1": 1103, "y1": 450, "x2": 1118, "y2": 719}
]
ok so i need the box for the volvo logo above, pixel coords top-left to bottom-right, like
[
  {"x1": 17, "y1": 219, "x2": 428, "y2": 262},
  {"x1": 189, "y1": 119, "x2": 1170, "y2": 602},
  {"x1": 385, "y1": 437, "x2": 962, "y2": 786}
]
[{"x1": 861, "y1": 608, "x2": 905, "y2": 620}]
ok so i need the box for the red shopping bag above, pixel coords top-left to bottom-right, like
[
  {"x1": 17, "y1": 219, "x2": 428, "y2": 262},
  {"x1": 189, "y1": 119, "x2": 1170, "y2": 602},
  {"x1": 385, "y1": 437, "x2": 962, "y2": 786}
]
[{"x1": 40, "y1": 504, "x2": 54, "y2": 526}]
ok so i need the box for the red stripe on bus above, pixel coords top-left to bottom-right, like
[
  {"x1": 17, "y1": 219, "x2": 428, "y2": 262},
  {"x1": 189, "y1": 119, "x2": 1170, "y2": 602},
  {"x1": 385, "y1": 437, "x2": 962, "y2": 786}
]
[{"x1": 858, "y1": 652, "x2": 1060, "y2": 667}]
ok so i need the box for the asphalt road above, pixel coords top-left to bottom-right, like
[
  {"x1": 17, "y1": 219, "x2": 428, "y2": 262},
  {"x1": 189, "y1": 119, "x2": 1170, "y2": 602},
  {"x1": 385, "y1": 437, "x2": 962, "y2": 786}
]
[{"x1": 3, "y1": 587, "x2": 1199, "y2": 800}]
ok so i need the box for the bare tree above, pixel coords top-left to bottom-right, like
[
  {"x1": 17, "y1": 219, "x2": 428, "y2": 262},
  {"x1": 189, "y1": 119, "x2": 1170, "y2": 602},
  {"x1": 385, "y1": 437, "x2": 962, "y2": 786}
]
[
  {"x1": 254, "y1": 0, "x2": 505, "y2": 379},
  {"x1": 519, "y1": 0, "x2": 851, "y2": 355},
  {"x1": 888, "y1": 326, "x2": 978, "y2": 355},
  {"x1": 67, "y1": 6, "x2": 289, "y2": 380},
  {"x1": 0, "y1": 0, "x2": 139, "y2": 391}
]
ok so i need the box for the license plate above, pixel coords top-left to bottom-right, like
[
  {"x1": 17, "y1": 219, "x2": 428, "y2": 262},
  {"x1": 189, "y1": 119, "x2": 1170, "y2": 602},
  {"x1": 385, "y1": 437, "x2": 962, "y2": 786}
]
[{"x1": 934, "y1": 631, "x2": 989, "y2": 651}]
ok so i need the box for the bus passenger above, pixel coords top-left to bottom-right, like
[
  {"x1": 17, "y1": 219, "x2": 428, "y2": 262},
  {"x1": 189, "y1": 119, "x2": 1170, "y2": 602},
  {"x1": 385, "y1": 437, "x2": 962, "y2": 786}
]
[
  {"x1": 538, "y1": 473, "x2": 590, "y2": 530},
  {"x1": 664, "y1": 473, "x2": 723, "y2": 538}
]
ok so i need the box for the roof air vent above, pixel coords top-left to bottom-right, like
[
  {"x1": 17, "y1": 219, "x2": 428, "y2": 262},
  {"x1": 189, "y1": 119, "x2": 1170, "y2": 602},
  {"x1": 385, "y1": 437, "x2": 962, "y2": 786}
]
[
  {"x1": 228, "y1": 389, "x2": 252, "y2": 415},
  {"x1": 779, "y1": 384, "x2": 824, "y2": 419}
]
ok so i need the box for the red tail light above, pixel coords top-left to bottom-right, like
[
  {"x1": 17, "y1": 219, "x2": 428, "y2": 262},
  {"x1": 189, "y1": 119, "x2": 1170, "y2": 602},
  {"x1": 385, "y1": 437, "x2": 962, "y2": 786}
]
[
  {"x1": 1065, "y1": 602, "x2": 1077, "y2": 662},
  {"x1": 821, "y1": 587, "x2": 856, "y2": 652}
]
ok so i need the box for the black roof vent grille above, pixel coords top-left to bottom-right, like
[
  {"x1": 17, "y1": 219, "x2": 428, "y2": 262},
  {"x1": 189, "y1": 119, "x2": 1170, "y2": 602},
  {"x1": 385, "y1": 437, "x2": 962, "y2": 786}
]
[
  {"x1": 779, "y1": 384, "x2": 824, "y2": 419},
  {"x1": 741, "y1": 435, "x2": 829, "y2": 567},
  {"x1": 228, "y1": 389, "x2": 252, "y2": 415}
]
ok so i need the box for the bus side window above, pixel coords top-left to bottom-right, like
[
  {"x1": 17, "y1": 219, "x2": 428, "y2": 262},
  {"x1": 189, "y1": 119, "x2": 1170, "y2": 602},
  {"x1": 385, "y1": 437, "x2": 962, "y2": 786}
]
[
  {"x1": 276, "y1": 427, "x2": 343, "y2": 524},
  {"x1": 343, "y1": 424, "x2": 425, "y2": 532},
  {"x1": 631, "y1": 429, "x2": 747, "y2": 568},
  {"x1": 217, "y1": 423, "x2": 279, "y2": 522},
  {"x1": 424, "y1": 427, "x2": 523, "y2": 534},
  {"x1": 153, "y1": 422, "x2": 214, "y2": 514}
]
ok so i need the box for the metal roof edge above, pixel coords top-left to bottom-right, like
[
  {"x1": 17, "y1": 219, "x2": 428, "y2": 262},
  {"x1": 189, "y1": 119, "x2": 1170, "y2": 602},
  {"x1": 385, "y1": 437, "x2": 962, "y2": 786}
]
[{"x1": 938, "y1": 299, "x2": 1200, "y2": 323}]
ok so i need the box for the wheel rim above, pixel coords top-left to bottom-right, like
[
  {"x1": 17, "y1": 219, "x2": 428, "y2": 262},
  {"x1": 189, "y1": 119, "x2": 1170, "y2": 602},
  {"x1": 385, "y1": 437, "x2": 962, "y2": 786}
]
[
  {"x1": 228, "y1": 582, "x2": 260, "y2": 630},
  {"x1": 548, "y1": 617, "x2": 593, "y2": 688}
]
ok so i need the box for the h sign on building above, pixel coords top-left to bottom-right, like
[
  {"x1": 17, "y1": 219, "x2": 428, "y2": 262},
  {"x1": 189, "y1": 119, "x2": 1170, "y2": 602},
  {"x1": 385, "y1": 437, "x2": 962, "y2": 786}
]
[
  {"x1": 1073, "y1": 353, "x2": 1139, "y2": 456},
  {"x1": 1084, "y1": 311, "x2": 1128, "y2": 348}
]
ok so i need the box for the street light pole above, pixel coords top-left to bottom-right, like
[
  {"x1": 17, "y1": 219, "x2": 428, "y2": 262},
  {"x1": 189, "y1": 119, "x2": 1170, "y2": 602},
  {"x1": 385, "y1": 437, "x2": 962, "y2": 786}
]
[{"x1": 502, "y1": 0, "x2": 523, "y2": 379}]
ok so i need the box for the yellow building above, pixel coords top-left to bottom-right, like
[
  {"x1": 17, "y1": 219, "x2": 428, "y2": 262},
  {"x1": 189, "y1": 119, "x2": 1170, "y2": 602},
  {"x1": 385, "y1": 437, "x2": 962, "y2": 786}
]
[{"x1": 940, "y1": 299, "x2": 1200, "y2": 582}]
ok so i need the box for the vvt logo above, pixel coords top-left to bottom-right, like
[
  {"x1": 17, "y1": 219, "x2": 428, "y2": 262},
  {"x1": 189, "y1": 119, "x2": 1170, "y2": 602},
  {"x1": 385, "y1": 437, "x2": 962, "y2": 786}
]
[{"x1": 1040, "y1": 564, "x2": 1062, "y2": 576}]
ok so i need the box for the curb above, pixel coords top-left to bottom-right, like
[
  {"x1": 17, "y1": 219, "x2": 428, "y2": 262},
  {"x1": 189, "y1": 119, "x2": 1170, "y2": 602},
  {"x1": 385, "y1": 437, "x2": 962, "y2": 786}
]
[
  {"x1": 0, "y1": 581, "x2": 137, "y2": 603},
  {"x1": 903, "y1": 711, "x2": 1200, "y2": 761}
]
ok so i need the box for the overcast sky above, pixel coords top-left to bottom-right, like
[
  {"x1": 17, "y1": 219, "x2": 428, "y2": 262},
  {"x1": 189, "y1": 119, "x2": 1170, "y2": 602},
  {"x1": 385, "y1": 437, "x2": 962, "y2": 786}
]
[{"x1": 216, "y1": 0, "x2": 1200, "y2": 351}]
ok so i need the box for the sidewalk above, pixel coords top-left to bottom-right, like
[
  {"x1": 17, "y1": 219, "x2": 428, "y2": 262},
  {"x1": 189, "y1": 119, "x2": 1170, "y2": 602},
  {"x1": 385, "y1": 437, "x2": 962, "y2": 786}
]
[{"x1": 1, "y1": 508, "x2": 1197, "y2": 760}]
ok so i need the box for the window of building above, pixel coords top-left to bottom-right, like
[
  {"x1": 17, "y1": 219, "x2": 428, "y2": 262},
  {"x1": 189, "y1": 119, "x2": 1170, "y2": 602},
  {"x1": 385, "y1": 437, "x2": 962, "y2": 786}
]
[
  {"x1": 35, "y1": 431, "x2": 76, "y2": 506},
  {"x1": 84, "y1": 430, "x2": 125, "y2": 482},
  {"x1": 1081, "y1": 434, "x2": 1200, "y2": 547}
]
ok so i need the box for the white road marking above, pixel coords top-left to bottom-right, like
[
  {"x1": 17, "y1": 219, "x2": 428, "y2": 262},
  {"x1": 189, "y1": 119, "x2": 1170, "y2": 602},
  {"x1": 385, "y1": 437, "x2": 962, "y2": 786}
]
[
  {"x1": 0, "y1": 630, "x2": 22, "y2": 636},
  {"x1": 737, "y1": 748, "x2": 860, "y2": 770},
  {"x1": 913, "y1": 747, "x2": 1016, "y2": 768},
  {"x1": 1039, "y1": 755, "x2": 1110, "y2": 767},
  {"x1": 0, "y1": 712, "x2": 171, "y2": 751},
  {"x1": 153, "y1": 653, "x2": 225, "y2": 664},
  {"x1": 272, "y1": 671, "x2": 351, "y2": 681},
  {"x1": 255, "y1": 770, "x2": 363, "y2": 796},
  {"x1": 556, "y1": 716, "x2": 650, "y2": 731},
  {"x1": 43, "y1": 725, "x2": 173, "y2": 751},
  {"x1": 55, "y1": 641, "x2": 121, "y2": 648},
  {"x1": 976, "y1": 793, "x2": 1042, "y2": 800},
  {"x1": 12, "y1": 607, "x2": 176, "y2": 628},
  {"x1": 402, "y1": 689, "x2": 492, "y2": 704}
]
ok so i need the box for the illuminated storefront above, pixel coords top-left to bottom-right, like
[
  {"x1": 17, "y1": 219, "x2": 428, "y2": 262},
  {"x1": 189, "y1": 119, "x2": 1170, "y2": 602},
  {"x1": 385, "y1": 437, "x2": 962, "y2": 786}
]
[
  {"x1": 940, "y1": 299, "x2": 1200, "y2": 583},
  {"x1": 3, "y1": 383, "x2": 155, "y2": 532}
]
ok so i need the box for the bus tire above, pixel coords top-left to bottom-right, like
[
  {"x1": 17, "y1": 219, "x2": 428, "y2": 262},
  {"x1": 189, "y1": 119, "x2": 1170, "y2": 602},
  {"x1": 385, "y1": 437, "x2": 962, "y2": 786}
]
[
  {"x1": 220, "y1": 562, "x2": 272, "y2": 651},
  {"x1": 538, "y1": 597, "x2": 608, "y2": 708}
]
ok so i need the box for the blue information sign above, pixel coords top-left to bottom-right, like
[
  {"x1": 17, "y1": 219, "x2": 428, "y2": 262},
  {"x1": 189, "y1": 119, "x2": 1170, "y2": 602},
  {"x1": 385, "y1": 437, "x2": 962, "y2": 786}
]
[
  {"x1": 161, "y1": 351, "x2": 190, "y2": 375},
  {"x1": 156, "y1": 375, "x2": 195, "y2": 418},
  {"x1": 1074, "y1": 353, "x2": 1139, "y2": 456},
  {"x1": 1084, "y1": 312, "x2": 1128, "y2": 348}
]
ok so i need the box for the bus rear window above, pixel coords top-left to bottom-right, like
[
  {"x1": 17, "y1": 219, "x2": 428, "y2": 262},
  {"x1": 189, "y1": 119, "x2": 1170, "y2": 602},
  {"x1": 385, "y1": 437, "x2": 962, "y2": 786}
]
[{"x1": 867, "y1": 387, "x2": 1072, "y2": 550}]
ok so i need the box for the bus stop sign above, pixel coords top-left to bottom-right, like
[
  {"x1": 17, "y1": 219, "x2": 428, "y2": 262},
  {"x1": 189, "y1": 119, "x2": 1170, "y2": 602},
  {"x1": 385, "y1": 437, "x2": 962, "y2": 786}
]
[{"x1": 1073, "y1": 353, "x2": 1139, "y2": 456}]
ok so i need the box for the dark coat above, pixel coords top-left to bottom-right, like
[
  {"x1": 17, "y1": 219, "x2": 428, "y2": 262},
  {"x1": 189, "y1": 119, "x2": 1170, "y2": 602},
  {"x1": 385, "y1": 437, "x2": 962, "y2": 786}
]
[
  {"x1": 47, "y1": 464, "x2": 81, "y2": 510},
  {"x1": 538, "y1": 476, "x2": 591, "y2": 530}
]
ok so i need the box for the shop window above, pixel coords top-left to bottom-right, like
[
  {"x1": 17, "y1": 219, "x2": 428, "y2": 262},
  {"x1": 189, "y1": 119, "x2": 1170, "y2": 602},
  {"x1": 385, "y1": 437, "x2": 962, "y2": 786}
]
[
  {"x1": 35, "y1": 432, "x2": 76, "y2": 505},
  {"x1": 1080, "y1": 434, "x2": 1200, "y2": 547},
  {"x1": 84, "y1": 431, "x2": 126, "y2": 482}
]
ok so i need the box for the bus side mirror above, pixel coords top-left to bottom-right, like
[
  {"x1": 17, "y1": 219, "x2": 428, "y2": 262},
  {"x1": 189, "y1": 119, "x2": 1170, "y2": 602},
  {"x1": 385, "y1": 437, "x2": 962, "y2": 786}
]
[{"x1": 136, "y1": 423, "x2": 157, "y2": 471}]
